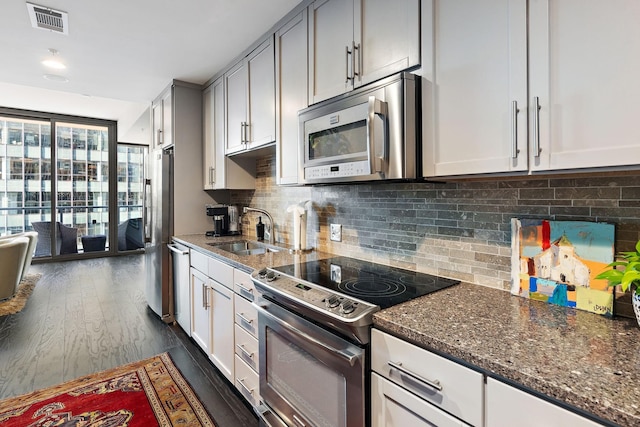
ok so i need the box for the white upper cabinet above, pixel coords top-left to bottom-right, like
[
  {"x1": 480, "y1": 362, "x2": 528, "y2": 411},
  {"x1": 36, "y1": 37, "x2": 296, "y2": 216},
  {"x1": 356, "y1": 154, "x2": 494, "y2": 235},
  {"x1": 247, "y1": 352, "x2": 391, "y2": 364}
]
[
  {"x1": 423, "y1": 0, "x2": 640, "y2": 178},
  {"x1": 422, "y1": 0, "x2": 528, "y2": 177},
  {"x1": 152, "y1": 88, "x2": 173, "y2": 149},
  {"x1": 202, "y1": 82, "x2": 217, "y2": 190},
  {"x1": 308, "y1": 0, "x2": 420, "y2": 104},
  {"x1": 529, "y1": 0, "x2": 640, "y2": 172},
  {"x1": 225, "y1": 37, "x2": 276, "y2": 155},
  {"x1": 275, "y1": 10, "x2": 308, "y2": 185},
  {"x1": 203, "y1": 78, "x2": 255, "y2": 190}
]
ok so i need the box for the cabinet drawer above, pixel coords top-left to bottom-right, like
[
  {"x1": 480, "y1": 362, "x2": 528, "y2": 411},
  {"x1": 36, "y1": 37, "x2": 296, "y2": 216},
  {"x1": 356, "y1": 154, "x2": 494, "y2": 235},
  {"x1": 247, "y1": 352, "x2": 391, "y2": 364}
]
[
  {"x1": 235, "y1": 355, "x2": 261, "y2": 408},
  {"x1": 372, "y1": 373, "x2": 471, "y2": 427},
  {"x1": 234, "y1": 269, "x2": 256, "y2": 301},
  {"x1": 486, "y1": 378, "x2": 604, "y2": 427},
  {"x1": 371, "y1": 329, "x2": 484, "y2": 426},
  {"x1": 190, "y1": 249, "x2": 208, "y2": 273},
  {"x1": 235, "y1": 294, "x2": 258, "y2": 337},
  {"x1": 208, "y1": 256, "x2": 233, "y2": 288},
  {"x1": 235, "y1": 324, "x2": 259, "y2": 372}
]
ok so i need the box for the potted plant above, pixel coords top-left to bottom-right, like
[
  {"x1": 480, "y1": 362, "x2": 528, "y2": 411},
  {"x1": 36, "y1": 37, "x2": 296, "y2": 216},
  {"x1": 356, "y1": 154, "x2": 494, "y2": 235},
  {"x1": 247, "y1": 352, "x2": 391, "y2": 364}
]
[{"x1": 595, "y1": 240, "x2": 640, "y2": 326}]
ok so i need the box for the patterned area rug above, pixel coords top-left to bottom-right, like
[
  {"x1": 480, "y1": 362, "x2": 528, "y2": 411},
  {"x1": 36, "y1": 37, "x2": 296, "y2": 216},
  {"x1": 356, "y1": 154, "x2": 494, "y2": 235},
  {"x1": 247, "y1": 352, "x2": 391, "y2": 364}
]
[
  {"x1": 0, "y1": 273, "x2": 42, "y2": 317},
  {"x1": 0, "y1": 353, "x2": 216, "y2": 426}
]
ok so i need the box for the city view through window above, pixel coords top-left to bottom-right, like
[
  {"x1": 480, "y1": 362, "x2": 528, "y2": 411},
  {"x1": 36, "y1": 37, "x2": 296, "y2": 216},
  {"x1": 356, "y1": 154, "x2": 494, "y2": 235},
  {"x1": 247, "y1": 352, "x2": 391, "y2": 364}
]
[{"x1": 0, "y1": 114, "x2": 146, "y2": 257}]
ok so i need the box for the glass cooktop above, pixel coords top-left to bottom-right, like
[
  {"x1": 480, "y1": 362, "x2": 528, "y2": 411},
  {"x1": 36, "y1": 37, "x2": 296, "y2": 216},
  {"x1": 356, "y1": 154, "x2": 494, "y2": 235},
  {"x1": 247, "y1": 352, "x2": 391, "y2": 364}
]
[{"x1": 272, "y1": 256, "x2": 460, "y2": 309}]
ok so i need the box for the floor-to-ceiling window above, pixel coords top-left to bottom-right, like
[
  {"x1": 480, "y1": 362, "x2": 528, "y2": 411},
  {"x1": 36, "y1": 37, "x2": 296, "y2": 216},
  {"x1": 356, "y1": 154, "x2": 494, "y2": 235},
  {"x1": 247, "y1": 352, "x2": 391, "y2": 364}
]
[{"x1": 0, "y1": 108, "x2": 146, "y2": 259}]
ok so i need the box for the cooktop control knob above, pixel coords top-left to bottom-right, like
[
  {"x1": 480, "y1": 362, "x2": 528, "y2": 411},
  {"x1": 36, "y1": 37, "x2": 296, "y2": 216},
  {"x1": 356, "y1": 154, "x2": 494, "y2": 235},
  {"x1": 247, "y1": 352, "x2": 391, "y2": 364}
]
[
  {"x1": 257, "y1": 268, "x2": 268, "y2": 278},
  {"x1": 326, "y1": 295, "x2": 340, "y2": 308},
  {"x1": 340, "y1": 300, "x2": 355, "y2": 314},
  {"x1": 266, "y1": 271, "x2": 277, "y2": 282}
]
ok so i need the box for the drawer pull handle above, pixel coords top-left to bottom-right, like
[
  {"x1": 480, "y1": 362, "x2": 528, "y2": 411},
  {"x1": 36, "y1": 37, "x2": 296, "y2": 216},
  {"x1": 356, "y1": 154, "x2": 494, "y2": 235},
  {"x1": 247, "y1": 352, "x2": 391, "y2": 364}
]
[
  {"x1": 237, "y1": 313, "x2": 253, "y2": 325},
  {"x1": 237, "y1": 344, "x2": 254, "y2": 359},
  {"x1": 293, "y1": 414, "x2": 307, "y2": 427},
  {"x1": 236, "y1": 283, "x2": 254, "y2": 297},
  {"x1": 238, "y1": 378, "x2": 254, "y2": 396},
  {"x1": 388, "y1": 361, "x2": 443, "y2": 392}
]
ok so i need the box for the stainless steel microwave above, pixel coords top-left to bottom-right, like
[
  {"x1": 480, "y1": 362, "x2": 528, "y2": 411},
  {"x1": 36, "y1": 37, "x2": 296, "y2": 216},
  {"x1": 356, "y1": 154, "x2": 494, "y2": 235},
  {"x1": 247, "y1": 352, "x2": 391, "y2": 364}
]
[{"x1": 298, "y1": 72, "x2": 418, "y2": 184}]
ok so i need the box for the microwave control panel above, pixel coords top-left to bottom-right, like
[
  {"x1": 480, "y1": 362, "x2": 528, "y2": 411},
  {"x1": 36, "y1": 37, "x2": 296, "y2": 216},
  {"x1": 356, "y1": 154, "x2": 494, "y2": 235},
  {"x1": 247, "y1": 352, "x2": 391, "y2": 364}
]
[{"x1": 305, "y1": 160, "x2": 371, "y2": 181}]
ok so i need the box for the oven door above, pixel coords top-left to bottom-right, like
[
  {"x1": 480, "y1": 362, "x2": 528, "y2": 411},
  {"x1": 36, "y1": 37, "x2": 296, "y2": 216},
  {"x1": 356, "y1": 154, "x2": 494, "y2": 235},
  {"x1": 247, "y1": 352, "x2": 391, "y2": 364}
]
[{"x1": 255, "y1": 299, "x2": 366, "y2": 427}]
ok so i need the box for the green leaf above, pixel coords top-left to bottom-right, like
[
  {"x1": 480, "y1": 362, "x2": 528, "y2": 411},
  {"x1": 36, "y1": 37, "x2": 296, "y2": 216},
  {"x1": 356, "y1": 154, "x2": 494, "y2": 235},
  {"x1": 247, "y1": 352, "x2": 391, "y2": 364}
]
[
  {"x1": 620, "y1": 270, "x2": 640, "y2": 292},
  {"x1": 595, "y1": 269, "x2": 624, "y2": 285}
]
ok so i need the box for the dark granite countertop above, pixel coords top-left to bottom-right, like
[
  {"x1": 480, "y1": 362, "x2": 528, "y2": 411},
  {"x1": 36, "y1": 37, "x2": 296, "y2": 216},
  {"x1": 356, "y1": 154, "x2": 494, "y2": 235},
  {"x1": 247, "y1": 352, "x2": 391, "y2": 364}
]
[
  {"x1": 374, "y1": 282, "x2": 640, "y2": 427},
  {"x1": 172, "y1": 234, "x2": 333, "y2": 273}
]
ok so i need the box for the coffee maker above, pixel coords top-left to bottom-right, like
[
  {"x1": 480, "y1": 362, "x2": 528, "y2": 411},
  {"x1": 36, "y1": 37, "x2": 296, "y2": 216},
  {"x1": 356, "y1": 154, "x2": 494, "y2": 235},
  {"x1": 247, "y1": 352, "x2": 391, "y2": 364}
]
[{"x1": 206, "y1": 205, "x2": 240, "y2": 236}]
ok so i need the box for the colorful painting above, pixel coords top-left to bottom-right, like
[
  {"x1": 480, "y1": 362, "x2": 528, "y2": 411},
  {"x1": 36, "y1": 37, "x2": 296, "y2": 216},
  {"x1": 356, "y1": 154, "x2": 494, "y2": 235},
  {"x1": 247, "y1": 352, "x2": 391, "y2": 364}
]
[{"x1": 510, "y1": 218, "x2": 615, "y2": 316}]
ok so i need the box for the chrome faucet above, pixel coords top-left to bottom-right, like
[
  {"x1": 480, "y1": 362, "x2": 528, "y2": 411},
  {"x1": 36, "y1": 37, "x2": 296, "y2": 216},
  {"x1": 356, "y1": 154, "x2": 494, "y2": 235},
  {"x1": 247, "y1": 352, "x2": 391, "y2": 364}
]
[{"x1": 243, "y1": 206, "x2": 275, "y2": 244}]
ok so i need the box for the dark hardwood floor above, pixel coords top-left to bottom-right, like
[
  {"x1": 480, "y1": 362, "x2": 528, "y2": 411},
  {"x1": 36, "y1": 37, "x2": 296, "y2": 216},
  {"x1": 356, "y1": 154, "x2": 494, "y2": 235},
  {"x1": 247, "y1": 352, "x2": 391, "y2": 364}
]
[{"x1": 0, "y1": 253, "x2": 258, "y2": 427}]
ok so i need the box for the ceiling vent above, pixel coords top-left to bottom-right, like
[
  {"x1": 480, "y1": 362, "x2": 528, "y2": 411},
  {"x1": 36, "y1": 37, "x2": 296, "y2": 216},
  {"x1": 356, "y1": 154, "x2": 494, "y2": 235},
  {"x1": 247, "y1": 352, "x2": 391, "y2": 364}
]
[{"x1": 26, "y1": 2, "x2": 68, "y2": 35}]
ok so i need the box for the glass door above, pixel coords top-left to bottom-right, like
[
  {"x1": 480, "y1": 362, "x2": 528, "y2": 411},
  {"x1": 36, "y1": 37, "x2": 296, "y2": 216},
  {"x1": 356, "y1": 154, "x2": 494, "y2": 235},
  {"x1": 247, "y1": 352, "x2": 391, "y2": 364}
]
[
  {"x1": 0, "y1": 116, "x2": 53, "y2": 256},
  {"x1": 116, "y1": 144, "x2": 146, "y2": 252},
  {"x1": 55, "y1": 122, "x2": 110, "y2": 255}
]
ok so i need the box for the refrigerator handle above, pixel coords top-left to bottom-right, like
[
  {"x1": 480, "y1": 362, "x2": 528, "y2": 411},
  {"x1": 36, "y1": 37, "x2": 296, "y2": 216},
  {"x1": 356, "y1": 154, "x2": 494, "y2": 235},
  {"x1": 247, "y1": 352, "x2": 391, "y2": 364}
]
[{"x1": 144, "y1": 178, "x2": 152, "y2": 243}]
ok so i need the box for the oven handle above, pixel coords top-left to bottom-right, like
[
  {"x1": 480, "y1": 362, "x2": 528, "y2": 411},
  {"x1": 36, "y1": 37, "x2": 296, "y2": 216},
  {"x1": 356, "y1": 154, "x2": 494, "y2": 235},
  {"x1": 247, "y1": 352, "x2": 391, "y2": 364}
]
[
  {"x1": 256, "y1": 302, "x2": 360, "y2": 367},
  {"x1": 367, "y1": 96, "x2": 388, "y2": 175}
]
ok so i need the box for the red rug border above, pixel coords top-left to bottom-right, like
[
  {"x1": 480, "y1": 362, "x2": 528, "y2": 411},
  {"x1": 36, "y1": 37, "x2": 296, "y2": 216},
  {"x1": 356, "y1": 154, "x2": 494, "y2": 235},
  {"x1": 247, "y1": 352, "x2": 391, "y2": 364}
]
[{"x1": 0, "y1": 352, "x2": 216, "y2": 426}]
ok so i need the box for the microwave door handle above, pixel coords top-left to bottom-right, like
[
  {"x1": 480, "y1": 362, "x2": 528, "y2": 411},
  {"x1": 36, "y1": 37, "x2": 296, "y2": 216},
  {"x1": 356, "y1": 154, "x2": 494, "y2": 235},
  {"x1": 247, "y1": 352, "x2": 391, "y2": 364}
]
[{"x1": 367, "y1": 96, "x2": 388, "y2": 174}]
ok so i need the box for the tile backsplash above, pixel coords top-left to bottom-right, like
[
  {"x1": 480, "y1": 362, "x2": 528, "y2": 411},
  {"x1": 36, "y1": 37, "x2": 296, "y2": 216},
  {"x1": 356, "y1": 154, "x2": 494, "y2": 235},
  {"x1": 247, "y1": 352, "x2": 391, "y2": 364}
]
[{"x1": 231, "y1": 154, "x2": 640, "y2": 315}]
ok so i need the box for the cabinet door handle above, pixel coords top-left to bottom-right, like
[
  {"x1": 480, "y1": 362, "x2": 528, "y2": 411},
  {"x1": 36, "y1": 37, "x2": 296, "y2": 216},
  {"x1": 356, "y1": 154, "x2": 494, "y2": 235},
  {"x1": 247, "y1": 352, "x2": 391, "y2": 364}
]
[
  {"x1": 532, "y1": 96, "x2": 542, "y2": 157},
  {"x1": 511, "y1": 100, "x2": 520, "y2": 159},
  {"x1": 345, "y1": 45, "x2": 353, "y2": 83},
  {"x1": 388, "y1": 361, "x2": 443, "y2": 392},
  {"x1": 203, "y1": 283, "x2": 209, "y2": 308},
  {"x1": 237, "y1": 378, "x2": 254, "y2": 396},
  {"x1": 236, "y1": 343, "x2": 254, "y2": 359},
  {"x1": 237, "y1": 312, "x2": 253, "y2": 325},
  {"x1": 236, "y1": 283, "x2": 254, "y2": 298},
  {"x1": 353, "y1": 41, "x2": 361, "y2": 82},
  {"x1": 156, "y1": 129, "x2": 163, "y2": 146},
  {"x1": 209, "y1": 167, "x2": 215, "y2": 185}
]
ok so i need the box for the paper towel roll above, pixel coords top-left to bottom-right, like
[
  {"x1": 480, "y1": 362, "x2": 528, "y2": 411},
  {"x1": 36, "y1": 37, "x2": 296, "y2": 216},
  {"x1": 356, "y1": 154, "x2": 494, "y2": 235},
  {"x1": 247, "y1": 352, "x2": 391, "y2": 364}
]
[{"x1": 287, "y1": 201, "x2": 309, "y2": 250}]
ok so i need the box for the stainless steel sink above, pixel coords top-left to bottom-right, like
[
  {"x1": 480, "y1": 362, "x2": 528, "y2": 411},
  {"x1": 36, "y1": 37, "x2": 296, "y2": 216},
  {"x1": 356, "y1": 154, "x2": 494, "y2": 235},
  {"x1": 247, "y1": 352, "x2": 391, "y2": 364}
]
[{"x1": 207, "y1": 240, "x2": 284, "y2": 256}]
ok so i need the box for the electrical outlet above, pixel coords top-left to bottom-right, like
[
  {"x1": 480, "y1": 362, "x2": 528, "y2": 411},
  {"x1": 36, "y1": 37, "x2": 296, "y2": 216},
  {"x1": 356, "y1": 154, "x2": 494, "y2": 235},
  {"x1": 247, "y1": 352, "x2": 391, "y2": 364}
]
[{"x1": 330, "y1": 224, "x2": 342, "y2": 242}]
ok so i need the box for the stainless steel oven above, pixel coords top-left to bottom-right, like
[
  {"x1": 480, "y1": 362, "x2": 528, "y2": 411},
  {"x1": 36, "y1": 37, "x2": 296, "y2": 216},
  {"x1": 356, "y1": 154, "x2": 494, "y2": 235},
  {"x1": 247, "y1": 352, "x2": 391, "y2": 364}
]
[
  {"x1": 255, "y1": 299, "x2": 367, "y2": 427},
  {"x1": 298, "y1": 72, "x2": 418, "y2": 184},
  {"x1": 251, "y1": 257, "x2": 460, "y2": 427}
]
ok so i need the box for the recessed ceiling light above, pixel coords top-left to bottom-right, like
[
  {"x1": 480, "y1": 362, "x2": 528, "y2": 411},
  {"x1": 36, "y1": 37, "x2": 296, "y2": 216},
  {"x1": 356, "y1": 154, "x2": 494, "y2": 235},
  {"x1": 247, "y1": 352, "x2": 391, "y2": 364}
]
[
  {"x1": 42, "y1": 48, "x2": 66, "y2": 69},
  {"x1": 43, "y1": 74, "x2": 69, "y2": 82},
  {"x1": 42, "y1": 59, "x2": 65, "y2": 69}
]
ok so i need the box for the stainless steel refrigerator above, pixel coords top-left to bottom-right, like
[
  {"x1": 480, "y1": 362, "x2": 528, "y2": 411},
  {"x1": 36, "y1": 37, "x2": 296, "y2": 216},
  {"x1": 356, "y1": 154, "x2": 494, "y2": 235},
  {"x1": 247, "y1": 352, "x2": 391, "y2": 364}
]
[{"x1": 144, "y1": 146, "x2": 175, "y2": 323}]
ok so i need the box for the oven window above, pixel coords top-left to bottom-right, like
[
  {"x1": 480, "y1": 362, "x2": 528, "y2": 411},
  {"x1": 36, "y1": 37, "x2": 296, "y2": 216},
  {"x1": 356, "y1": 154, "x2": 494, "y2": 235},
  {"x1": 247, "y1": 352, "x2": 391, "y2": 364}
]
[
  {"x1": 266, "y1": 326, "x2": 347, "y2": 427},
  {"x1": 308, "y1": 120, "x2": 367, "y2": 161}
]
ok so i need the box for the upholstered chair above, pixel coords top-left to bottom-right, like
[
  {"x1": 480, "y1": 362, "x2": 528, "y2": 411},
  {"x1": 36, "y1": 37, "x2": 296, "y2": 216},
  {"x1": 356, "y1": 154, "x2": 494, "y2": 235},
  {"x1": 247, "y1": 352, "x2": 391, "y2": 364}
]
[
  {"x1": 0, "y1": 236, "x2": 30, "y2": 301},
  {"x1": 0, "y1": 232, "x2": 38, "y2": 282},
  {"x1": 32, "y1": 222, "x2": 78, "y2": 256}
]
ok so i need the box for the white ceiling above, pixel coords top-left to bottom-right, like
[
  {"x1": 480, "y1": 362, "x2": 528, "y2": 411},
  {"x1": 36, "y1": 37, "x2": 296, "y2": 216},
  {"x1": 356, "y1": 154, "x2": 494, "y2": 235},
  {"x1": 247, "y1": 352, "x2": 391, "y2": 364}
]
[{"x1": 0, "y1": 0, "x2": 302, "y2": 142}]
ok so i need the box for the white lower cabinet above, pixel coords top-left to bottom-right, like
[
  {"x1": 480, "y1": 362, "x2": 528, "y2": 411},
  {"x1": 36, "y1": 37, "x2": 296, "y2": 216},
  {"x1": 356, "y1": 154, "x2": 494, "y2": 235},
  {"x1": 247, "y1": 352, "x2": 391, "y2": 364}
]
[
  {"x1": 190, "y1": 266, "x2": 210, "y2": 354},
  {"x1": 371, "y1": 329, "x2": 484, "y2": 426},
  {"x1": 372, "y1": 329, "x2": 607, "y2": 427},
  {"x1": 189, "y1": 250, "x2": 234, "y2": 383},
  {"x1": 233, "y1": 269, "x2": 262, "y2": 408},
  {"x1": 209, "y1": 278, "x2": 234, "y2": 382},
  {"x1": 372, "y1": 372, "x2": 470, "y2": 427},
  {"x1": 235, "y1": 355, "x2": 261, "y2": 408},
  {"x1": 485, "y1": 378, "x2": 604, "y2": 427}
]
